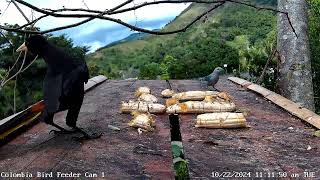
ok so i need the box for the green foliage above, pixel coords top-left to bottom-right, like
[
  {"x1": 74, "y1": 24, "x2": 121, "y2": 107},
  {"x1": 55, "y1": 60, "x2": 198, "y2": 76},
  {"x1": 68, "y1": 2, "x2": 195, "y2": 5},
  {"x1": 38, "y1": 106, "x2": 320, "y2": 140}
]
[
  {"x1": 48, "y1": 34, "x2": 89, "y2": 59},
  {"x1": 160, "y1": 55, "x2": 176, "y2": 80},
  {"x1": 87, "y1": 61, "x2": 101, "y2": 77},
  {"x1": 309, "y1": 0, "x2": 320, "y2": 113},
  {"x1": 87, "y1": 3, "x2": 276, "y2": 81},
  {"x1": 139, "y1": 62, "x2": 161, "y2": 79},
  {"x1": 174, "y1": 160, "x2": 189, "y2": 180},
  {"x1": 0, "y1": 81, "x2": 21, "y2": 117}
]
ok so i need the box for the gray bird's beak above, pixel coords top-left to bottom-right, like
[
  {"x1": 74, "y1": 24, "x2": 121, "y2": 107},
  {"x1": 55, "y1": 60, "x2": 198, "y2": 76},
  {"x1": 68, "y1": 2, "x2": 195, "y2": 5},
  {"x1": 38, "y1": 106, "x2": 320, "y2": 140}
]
[{"x1": 16, "y1": 42, "x2": 28, "y2": 52}]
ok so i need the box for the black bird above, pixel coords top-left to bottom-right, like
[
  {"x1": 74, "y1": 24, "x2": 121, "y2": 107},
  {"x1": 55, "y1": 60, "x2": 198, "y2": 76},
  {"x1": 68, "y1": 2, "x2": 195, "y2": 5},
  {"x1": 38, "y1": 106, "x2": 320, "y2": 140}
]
[{"x1": 16, "y1": 35, "x2": 100, "y2": 139}]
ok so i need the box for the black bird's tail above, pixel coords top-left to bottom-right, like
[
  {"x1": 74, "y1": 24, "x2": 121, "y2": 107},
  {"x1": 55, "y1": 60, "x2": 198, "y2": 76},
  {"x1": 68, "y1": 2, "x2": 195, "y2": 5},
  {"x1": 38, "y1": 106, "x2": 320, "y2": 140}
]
[{"x1": 82, "y1": 63, "x2": 89, "y2": 83}]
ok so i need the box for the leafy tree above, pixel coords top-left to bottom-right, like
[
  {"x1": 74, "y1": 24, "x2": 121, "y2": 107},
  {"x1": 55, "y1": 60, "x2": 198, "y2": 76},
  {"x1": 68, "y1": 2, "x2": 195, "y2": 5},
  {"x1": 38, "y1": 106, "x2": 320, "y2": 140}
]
[
  {"x1": 160, "y1": 55, "x2": 176, "y2": 80},
  {"x1": 309, "y1": 0, "x2": 320, "y2": 113},
  {"x1": 139, "y1": 62, "x2": 161, "y2": 79}
]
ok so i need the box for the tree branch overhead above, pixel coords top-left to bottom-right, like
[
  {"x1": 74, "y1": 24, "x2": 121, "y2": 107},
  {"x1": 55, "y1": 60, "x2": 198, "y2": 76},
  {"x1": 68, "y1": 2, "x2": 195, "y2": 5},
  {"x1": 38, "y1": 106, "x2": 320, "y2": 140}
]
[{"x1": 0, "y1": 0, "x2": 297, "y2": 36}]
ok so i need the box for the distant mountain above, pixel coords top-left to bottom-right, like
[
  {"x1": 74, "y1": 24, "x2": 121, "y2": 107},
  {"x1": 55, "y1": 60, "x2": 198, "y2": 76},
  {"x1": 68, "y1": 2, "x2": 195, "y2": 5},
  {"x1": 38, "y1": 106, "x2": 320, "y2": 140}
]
[
  {"x1": 92, "y1": 0, "x2": 276, "y2": 54},
  {"x1": 97, "y1": 32, "x2": 150, "y2": 50},
  {"x1": 86, "y1": 0, "x2": 277, "y2": 79}
]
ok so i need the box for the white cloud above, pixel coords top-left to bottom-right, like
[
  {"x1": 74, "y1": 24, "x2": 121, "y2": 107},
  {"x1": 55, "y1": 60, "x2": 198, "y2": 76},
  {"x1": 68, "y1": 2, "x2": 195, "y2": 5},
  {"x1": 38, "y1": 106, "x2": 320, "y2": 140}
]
[
  {"x1": 0, "y1": 0, "x2": 190, "y2": 51},
  {"x1": 0, "y1": 0, "x2": 189, "y2": 31},
  {"x1": 83, "y1": 41, "x2": 103, "y2": 52}
]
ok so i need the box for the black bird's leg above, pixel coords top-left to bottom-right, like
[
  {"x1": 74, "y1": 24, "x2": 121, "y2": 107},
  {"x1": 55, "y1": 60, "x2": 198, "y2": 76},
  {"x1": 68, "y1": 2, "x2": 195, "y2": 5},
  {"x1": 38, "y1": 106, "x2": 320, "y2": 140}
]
[
  {"x1": 44, "y1": 112, "x2": 75, "y2": 134},
  {"x1": 48, "y1": 122, "x2": 76, "y2": 134},
  {"x1": 65, "y1": 87, "x2": 101, "y2": 140}
]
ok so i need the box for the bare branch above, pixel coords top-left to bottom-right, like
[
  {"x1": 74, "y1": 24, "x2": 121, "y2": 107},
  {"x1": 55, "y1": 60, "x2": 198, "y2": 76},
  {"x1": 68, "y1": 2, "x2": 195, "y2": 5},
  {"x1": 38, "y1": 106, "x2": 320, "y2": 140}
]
[
  {"x1": 13, "y1": 75, "x2": 17, "y2": 113},
  {"x1": 257, "y1": 42, "x2": 277, "y2": 85},
  {"x1": 0, "y1": 0, "x2": 12, "y2": 19},
  {"x1": 0, "y1": 2, "x2": 225, "y2": 35},
  {"x1": 3, "y1": 52, "x2": 22, "y2": 81},
  {"x1": 45, "y1": 0, "x2": 218, "y2": 14},
  {"x1": 111, "y1": 0, "x2": 220, "y2": 15},
  {"x1": 36, "y1": 0, "x2": 291, "y2": 17},
  {"x1": 21, "y1": 55, "x2": 38, "y2": 72},
  {"x1": 0, "y1": 0, "x2": 297, "y2": 38},
  {"x1": 108, "y1": 0, "x2": 134, "y2": 12},
  {"x1": 1, "y1": 51, "x2": 27, "y2": 87},
  {"x1": 11, "y1": 0, "x2": 30, "y2": 23},
  {"x1": 0, "y1": 30, "x2": 14, "y2": 46},
  {"x1": 16, "y1": 14, "x2": 49, "y2": 30},
  {"x1": 82, "y1": 0, "x2": 90, "y2": 10},
  {"x1": 0, "y1": 52, "x2": 38, "y2": 91},
  {"x1": 1, "y1": 0, "x2": 135, "y2": 35}
]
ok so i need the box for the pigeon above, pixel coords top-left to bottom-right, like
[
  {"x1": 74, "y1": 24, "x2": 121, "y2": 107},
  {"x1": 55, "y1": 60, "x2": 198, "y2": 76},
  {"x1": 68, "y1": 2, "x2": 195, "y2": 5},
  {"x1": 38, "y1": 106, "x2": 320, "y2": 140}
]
[{"x1": 199, "y1": 67, "x2": 224, "y2": 90}]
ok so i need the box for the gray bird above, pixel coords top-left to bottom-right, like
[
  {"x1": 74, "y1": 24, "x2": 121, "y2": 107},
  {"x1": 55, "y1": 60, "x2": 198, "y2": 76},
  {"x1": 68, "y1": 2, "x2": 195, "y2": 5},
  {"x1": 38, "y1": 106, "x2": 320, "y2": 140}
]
[{"x1": 199, "y1": 67, "x2": 224, "y2": 90}]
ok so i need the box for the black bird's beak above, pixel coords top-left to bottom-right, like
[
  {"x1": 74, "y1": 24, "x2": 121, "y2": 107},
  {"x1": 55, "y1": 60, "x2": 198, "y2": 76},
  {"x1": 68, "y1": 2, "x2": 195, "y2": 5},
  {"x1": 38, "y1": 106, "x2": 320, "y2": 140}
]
[{"x1": 16, "y1": 42, "x2": 28, "y2": 52}]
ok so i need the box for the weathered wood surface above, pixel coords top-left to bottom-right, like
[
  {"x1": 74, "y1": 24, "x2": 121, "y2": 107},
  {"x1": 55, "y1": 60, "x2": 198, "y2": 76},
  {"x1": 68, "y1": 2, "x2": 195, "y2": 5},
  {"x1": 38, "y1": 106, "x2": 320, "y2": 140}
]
[
  {"x1": 0, "y1": 75, "x2": 108, "y2": 141},
  {"x1": 228, "y1": 77, "x2": 320, "y2": 129},
  {"x1": 0, "y1": 80, "x2": 173, "y2": 179},
  {"x1": 170, "y1": 78, "x2": 319, "y2": 179},
  {"x1": 0, "y1": 78, "x2": 319, "y2": 179}
]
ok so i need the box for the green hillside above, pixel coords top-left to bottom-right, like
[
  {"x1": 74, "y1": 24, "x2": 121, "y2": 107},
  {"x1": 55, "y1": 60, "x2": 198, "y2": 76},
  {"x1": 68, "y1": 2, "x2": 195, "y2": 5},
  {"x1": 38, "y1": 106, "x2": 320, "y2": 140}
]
[{"x1": 86, "y1": 1, "x2": 277, "y2": 81}]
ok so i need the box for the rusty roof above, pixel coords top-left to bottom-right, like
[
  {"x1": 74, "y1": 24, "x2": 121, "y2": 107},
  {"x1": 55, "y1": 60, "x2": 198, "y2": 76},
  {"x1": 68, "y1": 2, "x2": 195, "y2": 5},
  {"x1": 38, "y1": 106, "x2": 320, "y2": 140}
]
[{"x1": 0, "y1": 78, "x2": 319, "y2": 179}]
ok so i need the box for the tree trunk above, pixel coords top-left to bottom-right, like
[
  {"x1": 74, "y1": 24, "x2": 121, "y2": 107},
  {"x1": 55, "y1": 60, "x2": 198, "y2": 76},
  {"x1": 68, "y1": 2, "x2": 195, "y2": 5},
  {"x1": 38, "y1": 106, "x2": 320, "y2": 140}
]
[{"x1": 277, "y1": 0, "x2": 315, "y2": 111}]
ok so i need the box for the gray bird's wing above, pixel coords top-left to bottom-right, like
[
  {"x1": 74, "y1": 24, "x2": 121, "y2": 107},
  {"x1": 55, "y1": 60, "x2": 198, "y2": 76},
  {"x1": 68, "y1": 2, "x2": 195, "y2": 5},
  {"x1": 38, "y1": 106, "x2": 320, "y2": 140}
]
[
  {"x1": 207, "y1": 72, "x2": 219, "y2": 86},
  {"x1": 199, "y1": 74, "x2": 211, "y2": 81}
]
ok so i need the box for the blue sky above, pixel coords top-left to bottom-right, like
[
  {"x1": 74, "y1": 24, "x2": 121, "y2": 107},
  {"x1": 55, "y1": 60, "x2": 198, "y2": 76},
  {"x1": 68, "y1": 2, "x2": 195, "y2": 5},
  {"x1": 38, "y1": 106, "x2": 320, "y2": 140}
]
[
  {"x1": 53, "y1": 17, "x2": 176, "y2": 52},
  {"x1": 0, "y1": 0, "x2": 189, "y2": 52}
]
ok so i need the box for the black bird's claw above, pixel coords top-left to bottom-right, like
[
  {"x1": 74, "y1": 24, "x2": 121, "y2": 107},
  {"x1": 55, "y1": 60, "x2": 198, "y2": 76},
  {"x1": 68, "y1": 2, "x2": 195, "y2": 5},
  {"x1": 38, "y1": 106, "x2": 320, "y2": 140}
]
[
  {"x1": 72, "y1": 132, "x2": 102, "y2": 141},
  {"x1": 49, "y1": 129, "x2": 76, "y2": 135},
  {"x1": 49, "y1": 129, "x2": 60, "y2": 135},
  {"x1": 48, "y1": 122, "x2": 77, "y2": 135},
  {"x1": 71, "y1": 126, "x2": 102, "y2": 141}
]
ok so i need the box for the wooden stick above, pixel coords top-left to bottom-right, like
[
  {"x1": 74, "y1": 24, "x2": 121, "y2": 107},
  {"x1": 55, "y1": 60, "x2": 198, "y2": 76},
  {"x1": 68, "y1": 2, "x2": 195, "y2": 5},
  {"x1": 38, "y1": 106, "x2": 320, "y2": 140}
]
[
  {"x1": 11, "y1": 0, "x2": 30, "y2": 23},
  {"x1": 257, "y1": 42, "x2": 277, "y2": 85}
]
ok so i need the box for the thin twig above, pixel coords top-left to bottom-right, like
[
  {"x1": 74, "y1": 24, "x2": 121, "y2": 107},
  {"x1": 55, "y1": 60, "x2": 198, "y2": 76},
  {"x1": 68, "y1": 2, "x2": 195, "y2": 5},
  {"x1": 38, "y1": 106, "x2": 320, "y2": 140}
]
[
  {"x1": 1, "y1": 2, "x2": 225, "y2": 35},
  {"x1": 82, "y1": 0, "x2": 90, "y2": 10},
  {"x1": 1, "y1": 51, "x2": 27, "y2": 87},
  {"x1": 13, "y1": 75, "x2": 17, "y2": 113},
  {"x1": 11, "y1": 0, "x2": 30, "y2": 23},
  {"x1": 0, "y1": 0, "x2": 12, "y2": 19},
  {"x1": 0, "y1": 0, "x2": 297, "y2": 37},
  {"x1": 2, "y1": 52, "x2": 22, "y2": 82},
  {"x1": 21, "y1": 55, "x2": 38, "y2": 72},
  {"x1": 256, "y1": 43, "x2": 277, "y2": 85},
  {"x1": 0, "y1": 30, "x2": 14, "y2": 47},
  {"x1": 15, "y1": 14, "x2": 48, "y2": 30}
]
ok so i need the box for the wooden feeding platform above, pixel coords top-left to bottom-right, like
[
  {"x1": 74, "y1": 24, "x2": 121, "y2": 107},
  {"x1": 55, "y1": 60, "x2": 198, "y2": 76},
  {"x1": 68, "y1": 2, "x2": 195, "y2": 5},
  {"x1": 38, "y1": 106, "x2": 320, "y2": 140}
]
[{"x1": 0, "y1": 77, "x2": 319, "y2": 179}]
